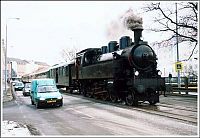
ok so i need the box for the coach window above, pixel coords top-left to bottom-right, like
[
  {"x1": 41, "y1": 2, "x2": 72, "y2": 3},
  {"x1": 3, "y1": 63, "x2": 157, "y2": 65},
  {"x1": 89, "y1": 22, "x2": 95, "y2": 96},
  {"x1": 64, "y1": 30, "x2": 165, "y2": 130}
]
[
  {"x1": 59, "y1": 67, "x2": 61, "y2": 76},
  {"x1": 62, "y1": 67, "x2": 64, "y2": 76},
  {"x1": 63, "y1": 67, "x2": 65, "y2": 76},
  {"x1": 58, "y1": 67, "x2": 60, "y2": 76},
  {"x1": 66, "y1": 66, "x2": 68, "y2": 76},
  {"x1": 61, "y1": 67, "x2": 63, "y2": 76},
  {"x1": 53, "y1": 69, "x2": 55, "y2": 77}
]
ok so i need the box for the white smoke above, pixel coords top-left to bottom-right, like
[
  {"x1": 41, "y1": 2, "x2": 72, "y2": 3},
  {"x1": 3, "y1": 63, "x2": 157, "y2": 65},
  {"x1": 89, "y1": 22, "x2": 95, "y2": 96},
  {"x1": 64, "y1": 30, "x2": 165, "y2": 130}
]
[
  {"x1": 122, "y1": 8, "x2": 143, "y2": 30},
  {"x1": 106, "y1": 8, "x2": 143, "y2": 40},
  {"x1": 106, "y1": 20, "x2": 129, "y2": 41}
]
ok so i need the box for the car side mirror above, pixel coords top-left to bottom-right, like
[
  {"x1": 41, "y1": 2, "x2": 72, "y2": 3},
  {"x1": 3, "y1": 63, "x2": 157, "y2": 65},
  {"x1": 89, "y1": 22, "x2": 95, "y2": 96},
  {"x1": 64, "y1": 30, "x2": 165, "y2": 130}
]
[{"x1": 13, "y1": 84, "x2": 16, "y2": 86}]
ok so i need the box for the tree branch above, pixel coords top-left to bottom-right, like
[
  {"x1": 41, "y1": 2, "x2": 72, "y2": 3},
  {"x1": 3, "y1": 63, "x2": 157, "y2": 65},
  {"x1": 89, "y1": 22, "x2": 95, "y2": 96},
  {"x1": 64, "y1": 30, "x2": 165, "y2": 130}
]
[{"x1": 181, "y1": 42, "x2": 198, "y2": 61}]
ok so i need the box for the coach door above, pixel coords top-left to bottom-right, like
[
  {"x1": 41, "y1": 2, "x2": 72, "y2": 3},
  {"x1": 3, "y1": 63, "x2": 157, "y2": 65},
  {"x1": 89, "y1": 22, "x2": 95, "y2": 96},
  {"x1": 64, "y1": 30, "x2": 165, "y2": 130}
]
[
  {"x1": 75, "y1": 57, "x2": 81, "y2": 80},
  {"x1": 55, "y1": 68, "x2": 58, "y2": 83}
]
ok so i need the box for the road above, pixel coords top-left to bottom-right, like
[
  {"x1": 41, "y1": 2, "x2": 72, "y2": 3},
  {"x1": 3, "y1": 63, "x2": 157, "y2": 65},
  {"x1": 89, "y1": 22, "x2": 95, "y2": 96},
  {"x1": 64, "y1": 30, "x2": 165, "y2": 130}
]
[{"x1": 3, "y1": 90, "x2": 198, "y2": 136}]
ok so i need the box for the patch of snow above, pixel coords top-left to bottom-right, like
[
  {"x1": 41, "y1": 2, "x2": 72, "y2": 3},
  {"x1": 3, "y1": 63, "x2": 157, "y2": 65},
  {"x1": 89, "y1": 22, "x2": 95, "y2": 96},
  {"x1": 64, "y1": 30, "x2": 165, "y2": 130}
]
[{"x1": 2, "y1": 120, "x2": 31, "y2": 136}]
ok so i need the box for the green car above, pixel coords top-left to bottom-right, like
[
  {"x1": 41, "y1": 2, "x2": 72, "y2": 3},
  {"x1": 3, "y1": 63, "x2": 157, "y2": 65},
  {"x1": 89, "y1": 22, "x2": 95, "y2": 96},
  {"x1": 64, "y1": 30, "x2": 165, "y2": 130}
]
[{"x1": 30, "y1": 78, "x2": 63, "y2": 108}]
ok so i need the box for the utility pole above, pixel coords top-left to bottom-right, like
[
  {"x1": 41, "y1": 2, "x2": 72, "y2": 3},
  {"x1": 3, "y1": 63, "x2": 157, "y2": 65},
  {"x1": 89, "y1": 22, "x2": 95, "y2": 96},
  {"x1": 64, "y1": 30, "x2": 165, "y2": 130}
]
[
  {"x1": 5, "y1": 23, "x2": 8, "y2": 94},
  {"x1": 4, "y1": 17, "x2": 20, "y2": 95},
  {"x1": 10, "y1": 61, "x2": 13, "y2": 81},
  {"x1": 176, "y1": 3, "x2": 181, "y2": 88},
  {"x1": 2, "y1": 39, "x2": 6, "y2": 89}
]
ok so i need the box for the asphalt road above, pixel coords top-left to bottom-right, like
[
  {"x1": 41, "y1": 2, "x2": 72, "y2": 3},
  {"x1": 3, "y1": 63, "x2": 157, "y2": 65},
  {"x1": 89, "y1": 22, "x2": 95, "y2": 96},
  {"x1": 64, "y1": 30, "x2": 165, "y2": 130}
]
[{"x1": 3, "y1": 90, "x2": 198, "y2": 136}]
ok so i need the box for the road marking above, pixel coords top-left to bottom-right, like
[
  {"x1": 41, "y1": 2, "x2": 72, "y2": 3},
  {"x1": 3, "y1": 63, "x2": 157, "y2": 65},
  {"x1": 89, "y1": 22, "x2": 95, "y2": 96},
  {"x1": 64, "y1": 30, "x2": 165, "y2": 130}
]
[{"x1": 65, "y1": 108, "x2": 94, "y2": 119}]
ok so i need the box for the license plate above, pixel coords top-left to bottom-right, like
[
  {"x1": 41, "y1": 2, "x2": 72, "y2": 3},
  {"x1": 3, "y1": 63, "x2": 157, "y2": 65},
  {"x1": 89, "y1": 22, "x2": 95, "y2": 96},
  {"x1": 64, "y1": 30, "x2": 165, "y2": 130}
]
[{"x1": 47, "y1": 100, "x2": 56, "y2": 103}]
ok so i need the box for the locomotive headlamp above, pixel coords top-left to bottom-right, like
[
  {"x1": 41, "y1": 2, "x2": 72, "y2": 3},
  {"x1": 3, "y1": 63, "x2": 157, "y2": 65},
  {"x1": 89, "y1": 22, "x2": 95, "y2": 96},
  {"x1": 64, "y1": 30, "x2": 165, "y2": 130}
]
[
  {"x1": 158, "y1": 70, "x2": 162, "y2": 76},
  {"x1": 135, "y1": 71, "x2": 139, "y2": 76}
]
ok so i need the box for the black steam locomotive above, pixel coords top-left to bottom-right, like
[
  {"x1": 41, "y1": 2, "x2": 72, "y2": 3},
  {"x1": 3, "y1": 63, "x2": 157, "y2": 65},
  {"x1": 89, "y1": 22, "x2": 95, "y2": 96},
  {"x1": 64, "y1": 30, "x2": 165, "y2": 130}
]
[
  {"x1": 73, "y1": 28, "x2": 165, "y2": 105},
  {"x1": 22, "y1": 28, "x2": 165, "y2": 106}
]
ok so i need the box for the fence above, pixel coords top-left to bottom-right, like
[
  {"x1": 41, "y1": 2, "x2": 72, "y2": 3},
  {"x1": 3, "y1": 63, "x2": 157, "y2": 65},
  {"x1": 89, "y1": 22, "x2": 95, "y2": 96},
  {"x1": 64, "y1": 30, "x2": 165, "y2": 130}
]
[{"x1": 165, "y1": 76, "x2": 198, "y2": 95}]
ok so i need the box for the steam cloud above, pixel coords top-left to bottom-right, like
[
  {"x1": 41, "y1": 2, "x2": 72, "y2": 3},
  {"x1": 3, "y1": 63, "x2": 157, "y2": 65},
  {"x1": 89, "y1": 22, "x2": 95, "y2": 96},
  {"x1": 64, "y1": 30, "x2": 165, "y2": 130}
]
[
  {"x1": 106, "y1": 21, "x2": 128, "y2": 41},
  {"x1": 106, "y1": 8, "x2": 143, "y2": 40},
  {"x1": 122, "y1": 8, "x2": 143, "y2": 30}
]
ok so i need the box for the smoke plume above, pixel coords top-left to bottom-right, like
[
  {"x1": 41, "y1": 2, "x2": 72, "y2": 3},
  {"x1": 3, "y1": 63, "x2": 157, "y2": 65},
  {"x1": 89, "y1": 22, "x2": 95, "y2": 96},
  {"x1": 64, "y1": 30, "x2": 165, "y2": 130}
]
[
  {"x1": 106, "y1": 8, "x2": 143, "y2": 40},
  {"x1": 106, "y1": 20, "x2": 128, "y2": 41},
  {"x1": 122, "y1": 8, "x2": 143, "y2": 30}
]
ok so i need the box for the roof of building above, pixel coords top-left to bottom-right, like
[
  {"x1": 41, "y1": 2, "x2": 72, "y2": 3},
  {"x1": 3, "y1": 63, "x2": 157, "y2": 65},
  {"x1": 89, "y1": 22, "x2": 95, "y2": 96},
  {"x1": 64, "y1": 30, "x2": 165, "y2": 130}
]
[
  {"x1": 34, "y1": 61, "x2": 49, "y2": 66},
  {"x1": 7, "y1": 57, "x2": 50, "y2": 66},
  {"x1": 7, "y1": 57, "x2": 29, "y2": 64}
]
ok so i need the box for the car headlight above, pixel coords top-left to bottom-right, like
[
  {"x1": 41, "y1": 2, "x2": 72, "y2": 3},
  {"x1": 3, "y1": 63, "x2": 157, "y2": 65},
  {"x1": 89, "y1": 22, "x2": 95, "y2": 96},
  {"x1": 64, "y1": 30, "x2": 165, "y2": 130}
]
[
  {"x1": 39, "y1": 97, "x2": 45, "y2": 100},
  {"x1": 57, "y1": 96, "x2": 63, "y2": 99},
  {"x1": 135, "y1": 71, "x2": 139, "y2": 76}
]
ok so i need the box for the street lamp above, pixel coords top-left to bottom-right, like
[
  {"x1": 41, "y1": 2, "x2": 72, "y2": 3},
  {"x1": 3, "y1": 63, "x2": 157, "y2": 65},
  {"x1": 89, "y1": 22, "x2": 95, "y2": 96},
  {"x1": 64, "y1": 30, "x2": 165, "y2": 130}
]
[
  {"x1": 4, "y1": 17, "x2": 20, "y2": 94},
  {"x1": 10, "y1": 61, "x2": 13, "y2": 82},
  {"x1": 175, "y1": 3, "x2": 181, "y2": 88}
]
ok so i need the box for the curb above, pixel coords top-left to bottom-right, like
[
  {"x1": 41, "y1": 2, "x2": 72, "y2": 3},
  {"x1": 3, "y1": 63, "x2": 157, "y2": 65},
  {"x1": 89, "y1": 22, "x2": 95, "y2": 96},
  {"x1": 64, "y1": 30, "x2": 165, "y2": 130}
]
[
  {"x1": 10, "y1": 85, "x2": 16, "y2": 101},
  {"x1": 3, "y1": 85, "x2": 15, "y2": 103}
]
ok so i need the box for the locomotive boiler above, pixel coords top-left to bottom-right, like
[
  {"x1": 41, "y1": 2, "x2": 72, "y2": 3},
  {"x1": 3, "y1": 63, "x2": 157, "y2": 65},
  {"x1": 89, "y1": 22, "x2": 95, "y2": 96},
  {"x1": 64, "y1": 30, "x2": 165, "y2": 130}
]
[{"x1": 74, "y1": 27, "x2": 165, "y2": 105}]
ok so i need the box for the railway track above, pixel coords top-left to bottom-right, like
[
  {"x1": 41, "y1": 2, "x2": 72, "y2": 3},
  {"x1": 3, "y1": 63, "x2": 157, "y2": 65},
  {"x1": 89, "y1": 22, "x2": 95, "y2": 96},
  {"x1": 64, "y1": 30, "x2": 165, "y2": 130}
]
[
  {"x1": 60, "y1": 89, "x2": 198, "y2": 124},
  {"x1": 135, "y1": 103, "x2": 197, "y2": 125},
  {"x1": 155, "y1": 103, "x2": 197, "y2": 112}
]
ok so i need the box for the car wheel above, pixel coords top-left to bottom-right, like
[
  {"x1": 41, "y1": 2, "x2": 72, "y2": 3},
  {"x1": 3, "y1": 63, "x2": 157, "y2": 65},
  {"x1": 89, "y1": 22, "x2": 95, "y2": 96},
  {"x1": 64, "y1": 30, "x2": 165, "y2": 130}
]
[
  {"x1": 35, "y1": 102, "x2": 40, "y2": 109},
  {"x1": 59, "y1": 101, "x2": 63, "y2": 107},
  {"x1": 31, "y1": 99, "x2": 34, "y2": 105},
  {"x1": 31, "y1": 97, "x2": 34, "y2": 105}
]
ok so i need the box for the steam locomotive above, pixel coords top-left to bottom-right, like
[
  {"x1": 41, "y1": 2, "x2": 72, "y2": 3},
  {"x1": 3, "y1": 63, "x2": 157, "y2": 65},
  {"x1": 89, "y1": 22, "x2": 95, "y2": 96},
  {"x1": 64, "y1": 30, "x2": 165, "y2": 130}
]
[{"x1": 22, "y1": 28, "x2": 165, "y2": 106}]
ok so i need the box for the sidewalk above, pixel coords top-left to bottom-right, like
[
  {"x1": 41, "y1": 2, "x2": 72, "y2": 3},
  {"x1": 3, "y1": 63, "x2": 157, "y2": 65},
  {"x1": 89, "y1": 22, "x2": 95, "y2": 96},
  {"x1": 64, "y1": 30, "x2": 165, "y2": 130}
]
[
  {"x1": 2, "y1": 83, "x2": 32, "y2": 137},
  {"x1": 2, "y1": 120, "x2": 32, "y2": 137},
  {"x1": 3, "y1": 84, "x2": 14, "y2": 103}
]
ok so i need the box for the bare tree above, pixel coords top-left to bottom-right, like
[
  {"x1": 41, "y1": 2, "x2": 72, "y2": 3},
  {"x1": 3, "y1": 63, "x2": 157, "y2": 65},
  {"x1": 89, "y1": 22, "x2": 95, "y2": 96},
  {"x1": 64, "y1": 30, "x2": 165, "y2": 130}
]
[
  {"x1": 142, "y1": 2, "x2": 198, "y2": 61},
  {"x1": 61, "y1": 47, "x2": 79, "y2": 62}
]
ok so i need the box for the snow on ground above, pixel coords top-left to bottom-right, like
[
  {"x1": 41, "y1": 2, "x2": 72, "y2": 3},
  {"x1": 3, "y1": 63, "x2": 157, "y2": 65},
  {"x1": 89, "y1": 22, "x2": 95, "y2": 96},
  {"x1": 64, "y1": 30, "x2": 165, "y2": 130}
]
[{"x1": 2, "y1": 120, "x2": 32, "y2": 136}]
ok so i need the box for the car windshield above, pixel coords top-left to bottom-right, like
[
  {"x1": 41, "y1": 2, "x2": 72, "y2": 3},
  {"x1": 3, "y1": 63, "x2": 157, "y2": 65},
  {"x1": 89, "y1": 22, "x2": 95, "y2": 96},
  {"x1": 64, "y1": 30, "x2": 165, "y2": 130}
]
[
  {"x1": 16, "y1": 82, "x2": 23, "y2": 86},
  {"x1": 25, "y1": 84, "x2": 31, "y2": 88},
  {"x1": 37, "y1": 85, "x2": 57, "y2": 93}
]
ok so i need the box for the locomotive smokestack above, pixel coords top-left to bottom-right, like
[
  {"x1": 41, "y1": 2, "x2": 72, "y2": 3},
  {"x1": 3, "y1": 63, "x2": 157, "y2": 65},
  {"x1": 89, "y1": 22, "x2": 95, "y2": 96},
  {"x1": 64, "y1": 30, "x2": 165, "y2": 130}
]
[
  {"x1": 122, "y1": 8, "x2": 143, "y2": 45},
  {"x1": 132, "y1": 28, "x2": 143, "y2": 45}
]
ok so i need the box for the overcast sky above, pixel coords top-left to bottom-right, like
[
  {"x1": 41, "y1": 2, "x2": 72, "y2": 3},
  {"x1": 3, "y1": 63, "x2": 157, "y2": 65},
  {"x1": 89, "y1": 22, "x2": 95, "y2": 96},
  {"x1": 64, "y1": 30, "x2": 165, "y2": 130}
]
[
  {"x1": 2, "y1": 1, "x2": 197, "y2": 77},
  {"x1": 1, "y1": 1, "x2": 160, "y2": 65}
]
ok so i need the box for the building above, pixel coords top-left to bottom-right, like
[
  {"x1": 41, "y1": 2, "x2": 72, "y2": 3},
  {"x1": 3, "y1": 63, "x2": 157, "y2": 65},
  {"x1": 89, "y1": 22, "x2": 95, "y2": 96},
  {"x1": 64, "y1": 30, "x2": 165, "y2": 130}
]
[
  {"x1": 7, "y1": 58, "x2": 29, "y2": 78},
  {"x1": 2, "y1": 39, "x2": 50, "y2": 84},
  {"x1": 6, "y1": 57, "x2": 50, "y2": 79}
]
